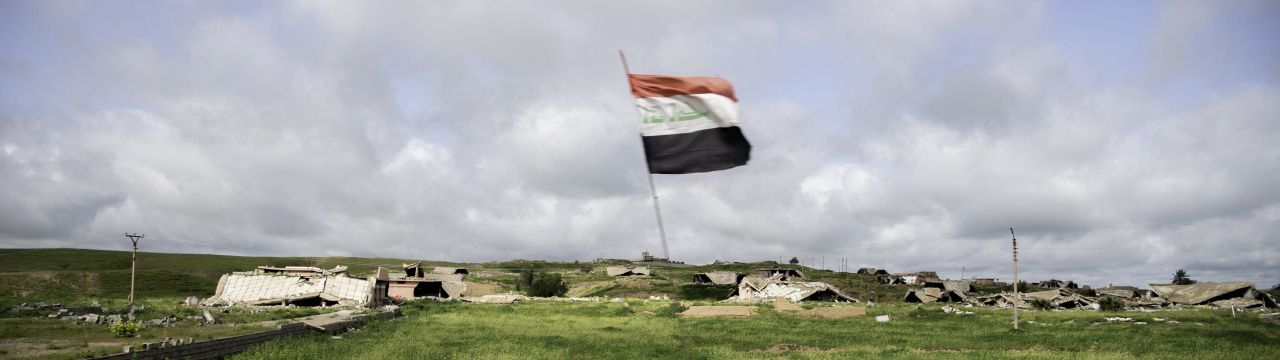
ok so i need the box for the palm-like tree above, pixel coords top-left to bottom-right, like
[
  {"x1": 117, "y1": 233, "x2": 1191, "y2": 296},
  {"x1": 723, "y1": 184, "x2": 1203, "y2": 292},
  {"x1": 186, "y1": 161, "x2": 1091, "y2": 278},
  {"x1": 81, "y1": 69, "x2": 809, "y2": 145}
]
[{"x1": 1172, "y1": 269, "x2": 1195, "y2": 285}]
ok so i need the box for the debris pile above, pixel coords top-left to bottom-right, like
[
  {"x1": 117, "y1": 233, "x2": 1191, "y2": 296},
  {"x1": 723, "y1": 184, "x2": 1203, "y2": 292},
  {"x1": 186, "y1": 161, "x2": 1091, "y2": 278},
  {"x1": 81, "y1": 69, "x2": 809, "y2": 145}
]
[
  {"x1": 969, "y1": 289, "x2": 1097, "y2": 309},
  {"x1": 951, "y1": 281, "x2": 1277, "y2": 311}
]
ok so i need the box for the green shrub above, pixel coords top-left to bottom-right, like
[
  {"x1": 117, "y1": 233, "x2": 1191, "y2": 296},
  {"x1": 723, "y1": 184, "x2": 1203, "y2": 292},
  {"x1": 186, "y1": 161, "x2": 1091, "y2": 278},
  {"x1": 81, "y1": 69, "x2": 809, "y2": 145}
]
[
  {"x1": 1098, "y1": 296, "x2": 1126, "y2": 312},
  {"x1": 527, "y1": 272, "x2": 568, "y2": 297},
  {"x1": 108, "y1": 321, "x2": 140, "y2": 337},
  {"x1": 1030, "y1": 299, "x2": 1053, "y2": 311}
]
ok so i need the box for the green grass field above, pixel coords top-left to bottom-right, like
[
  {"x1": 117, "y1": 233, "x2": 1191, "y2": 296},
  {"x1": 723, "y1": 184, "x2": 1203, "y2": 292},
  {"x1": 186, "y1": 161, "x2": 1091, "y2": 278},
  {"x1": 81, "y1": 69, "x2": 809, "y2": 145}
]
[
  {"x1": 233, "y1": 300, "x2": 1280, "y2": 360},
  {"x1": 3, "y1": 248, "x2": 1278, "y2": 359}
]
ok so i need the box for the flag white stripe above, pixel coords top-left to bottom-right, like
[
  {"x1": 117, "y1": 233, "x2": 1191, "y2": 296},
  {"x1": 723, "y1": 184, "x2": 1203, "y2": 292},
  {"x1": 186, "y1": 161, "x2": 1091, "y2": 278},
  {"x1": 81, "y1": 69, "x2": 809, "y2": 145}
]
[{"x1": 636, "y1": 93, "x2": 740, "y2": 137}]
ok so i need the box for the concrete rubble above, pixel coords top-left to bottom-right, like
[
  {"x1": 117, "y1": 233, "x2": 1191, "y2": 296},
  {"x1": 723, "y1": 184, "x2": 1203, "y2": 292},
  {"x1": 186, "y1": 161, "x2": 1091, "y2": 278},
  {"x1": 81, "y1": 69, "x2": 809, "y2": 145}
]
[
  {"x1": 904, "y1": 280, "x2": 976, "y2": 303},
  {"x1": 606, "y1": 266, "x2": 651, "y2": 276},
  {"x1": 727, "y1": 275, "x2": 858, "y2": 303},
  {"x1": 461, "y1": 294, "x2": 524, "y2": 304}
]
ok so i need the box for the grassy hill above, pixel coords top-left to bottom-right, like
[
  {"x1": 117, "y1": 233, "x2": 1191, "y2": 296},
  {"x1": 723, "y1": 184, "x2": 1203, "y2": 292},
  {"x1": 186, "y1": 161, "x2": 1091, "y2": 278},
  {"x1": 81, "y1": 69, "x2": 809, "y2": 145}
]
[{"x1": 0, "y1": 248, "x2": 915, "y2": 308}]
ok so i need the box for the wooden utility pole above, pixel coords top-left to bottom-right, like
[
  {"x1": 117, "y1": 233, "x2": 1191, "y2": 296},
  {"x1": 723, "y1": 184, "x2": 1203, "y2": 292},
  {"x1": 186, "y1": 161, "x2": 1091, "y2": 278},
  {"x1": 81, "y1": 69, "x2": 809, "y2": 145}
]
[
  {"x1": 125, "y1": 233, "x2": 144, "y2": 305},
  {"x1": 1010, "y1": 227, "x2": 1020, "y2": 330}
]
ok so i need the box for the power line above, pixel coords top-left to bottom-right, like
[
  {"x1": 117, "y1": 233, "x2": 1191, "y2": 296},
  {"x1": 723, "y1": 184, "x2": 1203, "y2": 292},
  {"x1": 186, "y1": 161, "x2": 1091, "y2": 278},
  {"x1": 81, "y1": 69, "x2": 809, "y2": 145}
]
[
  {"x1": 1019, "y1": 218, "x2": 1280, "y2": 233},
  {"x1": 1022, "y1": 240, "x2": 1276, "y2": 251}
]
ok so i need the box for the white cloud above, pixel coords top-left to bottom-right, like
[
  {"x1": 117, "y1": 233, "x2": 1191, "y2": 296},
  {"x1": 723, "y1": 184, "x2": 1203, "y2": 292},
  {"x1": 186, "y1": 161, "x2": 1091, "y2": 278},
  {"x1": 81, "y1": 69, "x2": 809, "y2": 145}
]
[{"x1": 0, "y1": 1, "x2": 1276, "y2": 287}]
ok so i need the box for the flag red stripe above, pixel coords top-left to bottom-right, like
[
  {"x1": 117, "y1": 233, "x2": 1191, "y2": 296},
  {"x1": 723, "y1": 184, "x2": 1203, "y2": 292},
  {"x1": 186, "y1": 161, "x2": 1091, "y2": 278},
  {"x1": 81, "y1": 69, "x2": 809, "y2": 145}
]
[{"x1": 628, "y1": 74, "x2": 737, "y2": 101}]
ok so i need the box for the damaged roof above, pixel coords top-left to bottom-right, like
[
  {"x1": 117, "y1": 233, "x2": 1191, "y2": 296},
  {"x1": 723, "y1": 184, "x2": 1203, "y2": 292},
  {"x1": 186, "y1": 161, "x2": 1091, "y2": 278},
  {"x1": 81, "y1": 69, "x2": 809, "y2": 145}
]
[
  {"x1": 733, "y1": 277, "x2": 857, "y2": 302},
  {"x1": 693, "y1": 271, "x2": 741, "y2": 285},
  {"x1": 205, "y1": 273, "x2": 373, "y2": 307},
  {"x1": 432, "y1": 267, "x2": 469, "y2": 275},
  {"x1": 606, "y1": 266, "x2": 651, "y2": 276},
  {"x1": 1148, "y1": 281, "x2": 1268, "y2": 305}
]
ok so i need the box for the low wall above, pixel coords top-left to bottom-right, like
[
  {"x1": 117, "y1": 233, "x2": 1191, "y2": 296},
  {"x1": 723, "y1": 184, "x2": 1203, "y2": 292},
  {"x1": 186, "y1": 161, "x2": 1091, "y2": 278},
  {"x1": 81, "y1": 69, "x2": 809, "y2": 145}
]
[{"x1": 92, "y1": 308, "x2": 399, "y2": 360}]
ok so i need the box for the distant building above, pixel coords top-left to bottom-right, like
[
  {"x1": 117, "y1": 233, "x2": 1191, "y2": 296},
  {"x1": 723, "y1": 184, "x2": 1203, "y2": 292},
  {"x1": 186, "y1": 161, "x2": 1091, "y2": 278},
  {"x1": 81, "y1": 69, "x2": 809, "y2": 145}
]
[
  {"x1": 638, "y1": 251, "x2": 684, "y2": 264},
  {"x1": 1035, "y1": 279, "x2": 1079, "y2": 289},
  {"x1": 856, "y1": 268, "x2": 889, "y2": 275}
]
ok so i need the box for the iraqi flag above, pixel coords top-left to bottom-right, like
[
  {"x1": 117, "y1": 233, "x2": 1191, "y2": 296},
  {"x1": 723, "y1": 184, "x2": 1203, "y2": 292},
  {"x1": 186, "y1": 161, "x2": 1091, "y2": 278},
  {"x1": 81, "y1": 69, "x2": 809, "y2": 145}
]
[{"x1": 628, "y1": 74, "x2": 751, "y2": 174}]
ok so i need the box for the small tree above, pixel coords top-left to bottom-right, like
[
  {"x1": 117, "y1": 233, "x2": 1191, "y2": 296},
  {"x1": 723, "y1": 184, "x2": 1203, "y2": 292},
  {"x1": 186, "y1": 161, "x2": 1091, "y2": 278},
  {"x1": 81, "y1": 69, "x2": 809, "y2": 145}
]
[
  {"x1": 1172, "y1": 269, "x2": 1195, "y2": 285},
  {"x1": 516, "y1": 268, "x2": 535, "y2": 291},
  {"x1": 789, "y1": 257, "x2": 800, "y2": 265}
]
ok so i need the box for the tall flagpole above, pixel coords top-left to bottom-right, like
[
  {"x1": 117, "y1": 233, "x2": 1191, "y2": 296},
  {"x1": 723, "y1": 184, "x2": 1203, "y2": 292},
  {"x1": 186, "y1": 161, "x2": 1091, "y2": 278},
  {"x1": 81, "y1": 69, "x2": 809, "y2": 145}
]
[{"x1": 619, "y1": 50, "x2": 671, "y2": 260}]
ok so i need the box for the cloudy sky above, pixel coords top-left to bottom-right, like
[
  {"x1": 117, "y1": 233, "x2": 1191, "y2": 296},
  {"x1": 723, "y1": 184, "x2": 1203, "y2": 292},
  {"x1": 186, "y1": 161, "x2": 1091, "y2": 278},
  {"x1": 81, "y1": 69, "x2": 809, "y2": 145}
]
[{"x1": 2, "y1": 1, "x2": 1277, "y2": 287}]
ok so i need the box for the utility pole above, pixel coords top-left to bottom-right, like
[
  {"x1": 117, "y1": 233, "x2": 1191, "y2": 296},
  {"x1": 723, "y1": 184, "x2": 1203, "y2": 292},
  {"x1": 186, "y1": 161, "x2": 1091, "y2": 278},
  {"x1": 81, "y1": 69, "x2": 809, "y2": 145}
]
[
  {"x1": 961, "y1": 266, "x2": 965, "y2": 280},
  {"x1": 125, "y1": 233, "x2": 144, "y2": 305},
  {"x1": 1010, "y1": 227, "x2": 1019, "y2": 330}
]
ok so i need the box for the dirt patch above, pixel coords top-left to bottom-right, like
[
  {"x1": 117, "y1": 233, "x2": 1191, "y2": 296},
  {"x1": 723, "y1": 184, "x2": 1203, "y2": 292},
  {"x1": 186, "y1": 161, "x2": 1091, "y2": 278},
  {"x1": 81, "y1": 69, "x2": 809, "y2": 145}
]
[
  {"x1": 619, "y1": 278, "x2": 656, "y2": 289},
  {"x1": 565, "y1": 281, "x2": 613, "y2": 297},
  {"x1": 678, "y1": 306, "x2": 757, "y2": 318},
  {"x1": 772, "y1": 299, "x2": 804, "y2": 312},
  {"x1": 797, "y1": 306, "x2": 866, "y2": 319},
  {"x1": 0, "y1": 338, "x2": 124, "y2": 359},
  {"x1": 463, "y1": 282, "x2": 503, "y2": 297},
  {"x1": 763, "y1": 343, "x2": 831, "y2": 353}
]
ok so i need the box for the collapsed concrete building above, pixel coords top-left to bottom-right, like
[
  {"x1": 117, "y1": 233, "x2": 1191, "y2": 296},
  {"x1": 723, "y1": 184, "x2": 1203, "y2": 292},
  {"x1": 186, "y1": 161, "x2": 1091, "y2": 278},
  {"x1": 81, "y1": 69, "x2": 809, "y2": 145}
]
[
  {"x1": 387, "y1": 262, "x2": 467, "y2": 300},
  {"x1": 206, "y1": 262, "x2": 472, "y2": 308},
  {"x1": 1035, "y1": 279, "x2": 1079, "y2": 289},
  {"x1": 1149, "y1": 282, "x2": 1277, "y2": 309},
  {"x1": 756, "y1": 268, "x2": 805, "y2": 281},
  {"x1": 204, "y1": 266, "x2": 381, "y2": 307},
  {"x1": 889, "y1": 271, "x2": 939, "y2": 285},
  {"x1": 904, "y1": 288, "x2": 967, "y2": 303},
  {"x1": 692, "y1": 271, "x2": 744, "y2": 286},
  {"x1": 969, "y1": 289, "x2": 1096, "y2": 309},
  {"x1": 729, "y1": 275, "x2": 857, "y2": 303},
  {"x1": 856, "y1": 268, "x2": 889, "y2": 275},
  {"x1": 904, "y1": 280, "x2": 975, "y2": 303},
  {"x1": 606, "y1": 266, "x2": 651, "y2": 276},
  {"x1": 1093, "y1": 286, "x2": 1152, "y2": 300},
  {"x1": 431, "y1": 267, "x2": 469, "y2": 275}
]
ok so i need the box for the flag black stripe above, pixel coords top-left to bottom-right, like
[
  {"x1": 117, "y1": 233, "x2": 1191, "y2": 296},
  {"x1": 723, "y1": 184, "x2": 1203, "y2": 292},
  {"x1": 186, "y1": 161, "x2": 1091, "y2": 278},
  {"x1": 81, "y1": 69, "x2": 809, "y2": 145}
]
[{"x1": 642, "y1": 126, "x2": 751, "y2": 174}]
